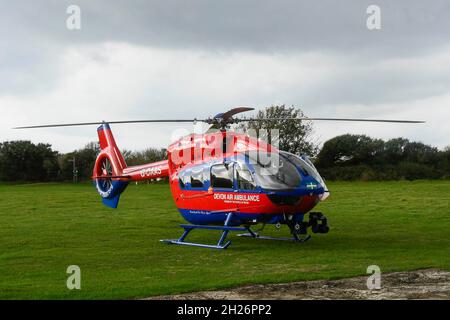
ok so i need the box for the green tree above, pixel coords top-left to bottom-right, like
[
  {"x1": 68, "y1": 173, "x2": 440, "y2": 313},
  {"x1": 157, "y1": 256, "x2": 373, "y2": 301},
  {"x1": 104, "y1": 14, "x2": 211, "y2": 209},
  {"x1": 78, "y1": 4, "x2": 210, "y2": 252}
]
[
  {"x1": 0, "y1": 141, "x2": 59, "y2": 181},
  {"x1": 381, "y1": 138, "x2": 410, "y2": 164},
  {"x1": 316, "y1": 134, "x2": 384, "y2": 168},
  {"x1": 123, "y1": 148, "x2": 167, "y2": 166},
  {"x1": 59, "y1": 142, "x2": 100, "y2": 181},
  {"x1": 403, "y1": 141, "x2": 440, "y2": 165},
  {"x1": 237, "y1": 105, "x2": 318, "y2": 156},
  {"x1": 443, "y1": 146, "x2": 450, "y2": 178}
]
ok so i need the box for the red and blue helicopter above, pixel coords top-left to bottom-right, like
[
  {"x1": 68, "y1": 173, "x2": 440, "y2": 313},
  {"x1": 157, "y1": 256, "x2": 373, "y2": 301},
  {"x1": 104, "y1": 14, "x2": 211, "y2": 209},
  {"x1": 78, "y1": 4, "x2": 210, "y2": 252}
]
[{"x1": 16, "y1": 107, "x2": 424, "y2": 249}]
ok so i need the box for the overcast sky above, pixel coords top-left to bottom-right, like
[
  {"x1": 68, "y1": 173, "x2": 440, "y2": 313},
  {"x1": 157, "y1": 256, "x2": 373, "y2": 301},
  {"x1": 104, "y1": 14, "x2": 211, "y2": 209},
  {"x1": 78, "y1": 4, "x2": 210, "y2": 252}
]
[{"x1": 1, "y1": 0, "x2": 449, "y2": 152}]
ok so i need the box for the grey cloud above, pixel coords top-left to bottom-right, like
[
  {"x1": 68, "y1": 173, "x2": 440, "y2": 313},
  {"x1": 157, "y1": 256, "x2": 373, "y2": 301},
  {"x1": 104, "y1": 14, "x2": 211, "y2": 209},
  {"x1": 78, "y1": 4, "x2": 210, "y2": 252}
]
[
  {"x1": 299, "y1": 51, "x2": 450, "y2": 108},
  {"x1": 1, "y1": 0, "x2": 449, "y2": 97},
  {"x1": 2, "y1": 0, "x2": 450, "y2": 53}
]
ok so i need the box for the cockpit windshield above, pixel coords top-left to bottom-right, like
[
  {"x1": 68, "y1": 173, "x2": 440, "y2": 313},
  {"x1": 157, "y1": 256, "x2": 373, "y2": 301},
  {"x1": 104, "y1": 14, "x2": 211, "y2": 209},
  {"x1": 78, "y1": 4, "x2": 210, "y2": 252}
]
[
  {"x1": 280, "y1": 151, "x2": 326, "y2": 188},
  {"x1": 244, "y1": 151, "x2": 301, "y2": 190}
]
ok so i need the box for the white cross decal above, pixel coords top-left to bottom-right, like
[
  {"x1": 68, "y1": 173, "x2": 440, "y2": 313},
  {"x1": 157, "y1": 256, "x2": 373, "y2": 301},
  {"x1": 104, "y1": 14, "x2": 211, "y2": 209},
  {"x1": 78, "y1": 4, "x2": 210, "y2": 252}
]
[{"x1": 306, "y1": 182, "x2": 317, "y2": 190}]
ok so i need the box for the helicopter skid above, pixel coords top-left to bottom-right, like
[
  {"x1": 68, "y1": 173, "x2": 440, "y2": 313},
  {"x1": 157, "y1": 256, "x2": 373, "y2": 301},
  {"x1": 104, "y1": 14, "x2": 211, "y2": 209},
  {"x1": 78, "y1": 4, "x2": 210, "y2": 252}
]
[
  {"x1": 160, "y1": 239, "x2": 232, "y2": 250},
  {"x1": 237, "y1": 232, "x2": 311, "y2": 243},
  {"x1": 160, "y1": 222, "x2": 248, "y2": 250}
]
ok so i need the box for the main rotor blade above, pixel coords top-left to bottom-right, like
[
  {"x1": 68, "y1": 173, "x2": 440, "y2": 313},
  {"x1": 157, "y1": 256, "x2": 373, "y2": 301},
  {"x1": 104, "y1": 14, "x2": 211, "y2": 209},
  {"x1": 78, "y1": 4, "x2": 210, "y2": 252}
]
[
  {"x1": 13, "y1": 119, "x2": 205, "y2": 129},
  {"x1": 235, "y1": 117, "x2": 425, "y2": 123},
  {"x1": 220, "y1": 107, "x2": 255, "y2": 120},
  {"x1": 13, "y1": 115, "x2": 425, "y2": 129}
]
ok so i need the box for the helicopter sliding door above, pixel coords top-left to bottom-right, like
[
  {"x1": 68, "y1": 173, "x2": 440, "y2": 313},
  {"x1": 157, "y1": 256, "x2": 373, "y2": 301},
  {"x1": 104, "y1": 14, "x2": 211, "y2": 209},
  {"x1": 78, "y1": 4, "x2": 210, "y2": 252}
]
[
  {"x1": 209, "y1": 161, "x2": 261, "y2": 221},
  {"x1": 209, "y1": 162, "x2": 240, "y2": 218},
  {"x1": 210, "y1": 161, "x2": 258, "y2": 191}
]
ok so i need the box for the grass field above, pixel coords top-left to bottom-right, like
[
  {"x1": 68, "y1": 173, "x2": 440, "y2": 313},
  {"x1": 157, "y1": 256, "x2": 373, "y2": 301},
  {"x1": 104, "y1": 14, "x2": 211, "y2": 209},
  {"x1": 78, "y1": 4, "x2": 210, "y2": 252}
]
[{"x1": 0, "y1": 180, "x2": 449, "y2": 299}]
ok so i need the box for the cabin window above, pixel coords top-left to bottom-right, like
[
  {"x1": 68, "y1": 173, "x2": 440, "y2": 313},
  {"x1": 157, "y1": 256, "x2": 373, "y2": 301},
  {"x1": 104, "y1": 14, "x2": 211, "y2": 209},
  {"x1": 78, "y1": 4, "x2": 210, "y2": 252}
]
[
  {"x1": 211, "y1": 164, "x2": 233, "y2": 189},
  {"x1": 190, "y1": 167, "x2": 204, "y2": 188},
  {"x1": 236, "y1": 162, "x2": 256, "y2": 190},
  {"x1": 179, "y1": 171, "x2": 190, "y2": 188}
]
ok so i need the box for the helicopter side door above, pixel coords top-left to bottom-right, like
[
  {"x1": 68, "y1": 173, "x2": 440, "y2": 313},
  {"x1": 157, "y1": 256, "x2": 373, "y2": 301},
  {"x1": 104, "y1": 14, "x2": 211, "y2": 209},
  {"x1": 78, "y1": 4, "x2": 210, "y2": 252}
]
[
  {"x1": 209, "y1": 161, "x2": 263, "y2": 215},
  {"x1": 233, "y1": 160, "x2": 264, "y2": 217},
  {"x1": 209, "y1": 162, "x2": 238, "y2": 211}
]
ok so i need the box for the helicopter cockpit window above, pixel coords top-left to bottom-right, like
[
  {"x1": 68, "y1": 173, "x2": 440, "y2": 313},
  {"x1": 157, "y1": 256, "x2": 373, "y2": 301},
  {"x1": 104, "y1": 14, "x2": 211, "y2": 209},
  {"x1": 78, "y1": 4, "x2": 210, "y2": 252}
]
[
  {"x1": 190, "y1": 167, "x2": 204, "y2": 188},
  {"x1": 211, "y1": 164, "x2": 233, "y2": 189},
  {"x1": 236, "y1": 162, "x2": 256, "y2": 190},
  {"x1": 179, "y1": 171, "x2": 190, "y2": 189},
  {"x1": 281, "y1": 151, "x2": 325, "y2": 186},
  {"x1": 246, "y1": 151, "x2": 301, "y2": 190}
]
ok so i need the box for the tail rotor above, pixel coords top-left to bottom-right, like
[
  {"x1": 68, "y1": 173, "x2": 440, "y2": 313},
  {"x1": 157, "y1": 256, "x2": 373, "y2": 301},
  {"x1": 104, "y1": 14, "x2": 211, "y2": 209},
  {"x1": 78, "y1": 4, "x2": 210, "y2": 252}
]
[
  {"x1": 93, "y1": 124, "x2": 129, "y2": 208},
  {"x1": 95, "y1": 156, "x2": 114, "y2": 196}
]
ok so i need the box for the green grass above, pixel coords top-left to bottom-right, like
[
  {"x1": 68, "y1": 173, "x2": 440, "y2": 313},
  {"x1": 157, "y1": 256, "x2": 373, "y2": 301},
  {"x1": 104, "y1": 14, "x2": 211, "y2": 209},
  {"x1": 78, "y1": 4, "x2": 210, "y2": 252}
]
[{"x1": 0, "y1": 180, "x2": 449, "y2": 299}]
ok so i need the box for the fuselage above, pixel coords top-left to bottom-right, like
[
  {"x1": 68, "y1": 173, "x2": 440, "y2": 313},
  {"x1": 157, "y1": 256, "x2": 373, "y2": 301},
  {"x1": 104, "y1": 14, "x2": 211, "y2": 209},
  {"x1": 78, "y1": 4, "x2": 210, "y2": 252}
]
[
  {"x1": 165, "y1": 131, "x2": 328, "y2": 225},
  {"x1": 94, "y1": 125, "x2": 328, "y2": 225}
]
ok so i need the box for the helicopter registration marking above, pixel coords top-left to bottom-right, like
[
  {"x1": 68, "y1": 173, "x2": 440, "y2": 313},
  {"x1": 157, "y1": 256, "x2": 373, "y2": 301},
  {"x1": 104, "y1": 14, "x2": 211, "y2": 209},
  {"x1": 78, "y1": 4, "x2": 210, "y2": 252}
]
[
  {"x1": 214, "y1": 193, "x2": 260, "y2": 204},
  {"x1": 140, "y1": 166, "x2": 162, "y2": 177}
]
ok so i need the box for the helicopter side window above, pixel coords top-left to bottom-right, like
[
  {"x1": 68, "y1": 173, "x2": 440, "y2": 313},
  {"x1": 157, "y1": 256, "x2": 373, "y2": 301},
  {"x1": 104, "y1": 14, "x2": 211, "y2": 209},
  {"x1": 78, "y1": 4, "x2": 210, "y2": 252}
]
[
  {"x1": 211, "y1": 164, "x2": 233, "y2": 189},
  {"x1": 179, "y1": 171, "x2": 190, "y2": 189},
  {"x1": 236, "y1": 163, "x2": 256, "y2": 190},
  {"x1": 190, "y1": 167, "x2": 204, "y2": 188}
]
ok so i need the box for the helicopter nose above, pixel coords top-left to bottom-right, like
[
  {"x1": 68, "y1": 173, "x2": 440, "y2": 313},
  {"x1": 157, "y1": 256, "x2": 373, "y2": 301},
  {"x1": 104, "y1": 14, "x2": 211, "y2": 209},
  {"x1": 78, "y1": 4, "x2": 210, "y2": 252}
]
[{"x1": 303, "y1": 179, "x2": 330, "y2": 200}]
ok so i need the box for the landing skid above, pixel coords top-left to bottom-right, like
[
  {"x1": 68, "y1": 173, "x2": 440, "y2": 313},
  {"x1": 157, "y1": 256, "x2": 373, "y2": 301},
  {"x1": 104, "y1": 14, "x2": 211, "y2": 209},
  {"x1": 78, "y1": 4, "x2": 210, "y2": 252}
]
[
  {"x1": 237, "y1": 231, "x2": 311, "y2": 243},
  {"x1": 161, "y1": 212, "x2": 327, "y2": 249},
  {"x1": 161, "y1": 212, "x2": 246, "y2": 249}
]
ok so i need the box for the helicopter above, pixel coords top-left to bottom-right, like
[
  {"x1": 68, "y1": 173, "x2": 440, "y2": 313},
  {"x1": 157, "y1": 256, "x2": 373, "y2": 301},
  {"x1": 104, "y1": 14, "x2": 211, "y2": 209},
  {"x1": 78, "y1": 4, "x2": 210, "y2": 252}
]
[{"x1": 15, "y1": 107, "x2": 424, "y2": 249}]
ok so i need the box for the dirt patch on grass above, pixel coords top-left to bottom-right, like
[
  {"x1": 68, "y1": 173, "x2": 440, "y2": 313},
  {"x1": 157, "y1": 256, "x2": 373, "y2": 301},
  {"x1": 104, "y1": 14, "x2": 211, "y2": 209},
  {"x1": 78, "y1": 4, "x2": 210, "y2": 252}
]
[{"x1": 149, "y1": 269, "x2": 450, "y2": 300}]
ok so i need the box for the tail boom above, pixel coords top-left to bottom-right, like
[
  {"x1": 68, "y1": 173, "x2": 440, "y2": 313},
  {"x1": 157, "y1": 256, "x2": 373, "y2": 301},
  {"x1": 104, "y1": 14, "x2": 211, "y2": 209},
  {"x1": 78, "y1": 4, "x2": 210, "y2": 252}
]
[{"x1": 123, "y1": 160, "x2": 169, "y2": 181}]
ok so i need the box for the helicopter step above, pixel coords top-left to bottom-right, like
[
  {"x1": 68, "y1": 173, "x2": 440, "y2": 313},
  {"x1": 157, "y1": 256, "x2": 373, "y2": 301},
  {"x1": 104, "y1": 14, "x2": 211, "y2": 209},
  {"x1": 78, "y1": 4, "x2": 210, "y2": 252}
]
[{"x1": 161, "y1": 212, "x2": 247, "y2": 249}]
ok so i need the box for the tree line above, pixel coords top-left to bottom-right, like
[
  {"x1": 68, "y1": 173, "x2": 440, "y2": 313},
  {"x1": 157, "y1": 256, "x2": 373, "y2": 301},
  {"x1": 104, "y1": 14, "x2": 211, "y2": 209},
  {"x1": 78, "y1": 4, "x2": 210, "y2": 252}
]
[
  {"x1": 0, "y1": 140, "x2": 167, "y2": 182},
  {"x1": 238, "y1": 105, "x2": 449, "y2": 181},
  {"x1": 315, "y1": 135, "x2": 449, "y2": 180},
  {"x1": 0, "y1": 135, "x2": 448, "y2": 182},
  {"x1": 1, "y1": 105, "x2": 448, "y2": 182}
]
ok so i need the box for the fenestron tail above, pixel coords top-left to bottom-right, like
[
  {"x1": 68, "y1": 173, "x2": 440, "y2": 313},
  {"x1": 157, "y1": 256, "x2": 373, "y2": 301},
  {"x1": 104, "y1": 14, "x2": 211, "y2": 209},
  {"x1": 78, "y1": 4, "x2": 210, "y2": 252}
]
[
  {"x1": 93, "y1": 123, "x2": 129, "y2": 208},
  {"x1": 92, "y1": 123, "x2": 170, "y2": 208}
]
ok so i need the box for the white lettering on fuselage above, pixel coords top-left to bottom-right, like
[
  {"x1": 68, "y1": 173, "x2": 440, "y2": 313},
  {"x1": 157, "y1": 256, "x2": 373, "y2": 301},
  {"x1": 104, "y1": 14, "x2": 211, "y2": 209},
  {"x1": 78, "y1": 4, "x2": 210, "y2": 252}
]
[
  {"x1": 213, "y1": 193, "x2": 260, "y2": 204},
  {"x1": 140, "y1": 166, "x2": 162, "y2": 177}
]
